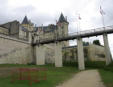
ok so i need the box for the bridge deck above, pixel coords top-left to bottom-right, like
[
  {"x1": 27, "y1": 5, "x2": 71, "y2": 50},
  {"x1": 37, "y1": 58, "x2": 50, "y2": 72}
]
[{"x1": 35, "y1": 26, "x2": 113, "y2": 45}]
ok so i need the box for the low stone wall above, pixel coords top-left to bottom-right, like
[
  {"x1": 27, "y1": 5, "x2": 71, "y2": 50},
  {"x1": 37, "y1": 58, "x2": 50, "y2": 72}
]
[{"x1": 0, "y1": 34, "x2": 33, "y2": 64}]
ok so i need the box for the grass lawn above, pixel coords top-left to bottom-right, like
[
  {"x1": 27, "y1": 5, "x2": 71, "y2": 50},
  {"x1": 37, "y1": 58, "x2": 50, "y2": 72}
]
[
  {"x1": 85, "y1": 61, "x2": 113, "y2": 87},
  {"x1": 99, "y1": 69, "x2": 113, "y2": 87},
  {"x1": 0, "y1": 64, "x2": 78, "y2": 87},
  {"x1": 98, "y1": 62, "x2": 113, "y2": 87}
]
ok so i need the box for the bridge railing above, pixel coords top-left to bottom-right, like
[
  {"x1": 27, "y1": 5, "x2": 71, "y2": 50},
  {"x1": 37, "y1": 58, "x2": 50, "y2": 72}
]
[
  {"x1": 69, "y1": 25, "x2": 113, "y2": 36},
  {"x1": 36, "y1": 25, "x2": 113, "y2": 43}
]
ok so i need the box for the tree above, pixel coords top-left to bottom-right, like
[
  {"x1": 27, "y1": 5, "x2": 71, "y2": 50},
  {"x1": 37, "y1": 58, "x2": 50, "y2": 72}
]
[
  {"x1": 93, "y1": 40, "x2": 101, "y2": 45},
  {"x1": 83, "y1": 41, "x2": 89, "y2": 46}
]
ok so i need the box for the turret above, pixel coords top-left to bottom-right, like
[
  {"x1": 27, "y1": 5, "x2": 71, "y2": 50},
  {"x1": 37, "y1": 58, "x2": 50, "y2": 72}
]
[
  {"x1": 57, "y1": 13, "x2": 69, "y2": 46},
  {"x1": 22, "y1": 16, "x2": 29, "y2": 24},
  {"x1": 57, "y1": 13, "x2": 69, "y2": 36},
  {"x1": 21, "y1": 16, "x2": 34, "y2": 31},
  {"x1": 57, "y1": 13, "x2": 68, "y2": 23}
]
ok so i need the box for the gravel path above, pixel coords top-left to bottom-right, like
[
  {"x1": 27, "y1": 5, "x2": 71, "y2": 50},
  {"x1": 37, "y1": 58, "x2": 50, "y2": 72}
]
[{"x1": 56, "y1": 70, "x2": 105, "y2": 87}]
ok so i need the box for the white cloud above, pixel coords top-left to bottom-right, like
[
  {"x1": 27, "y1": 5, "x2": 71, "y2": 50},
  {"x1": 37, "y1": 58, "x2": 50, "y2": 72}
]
[{"x1": 0, "y1": 0, "x2": 113, "y2": 57}]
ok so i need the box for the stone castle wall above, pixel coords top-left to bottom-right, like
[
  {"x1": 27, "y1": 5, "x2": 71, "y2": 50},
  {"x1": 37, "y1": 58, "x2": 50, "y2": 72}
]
[
  {"x1": 88, "y1": 44, "x2": 106, "y2": 61},
  {"x1": 44, "y1": 44, "x2": 55, "y2": 64},
  {"x1": 0, "y1": 34, "x2": 106, "y2": 65},
  {"x1": 0, "y1": 34, "x2": 33, "y2": 64},
  {"x1": 0, "y1": 27, "x2": 8, "y2": 35},
  {"x1": 63, "y1": 44, "x2": 106, "y2": 62},
  {"x1": 0, "y1": 21, "x2": 19, "y2": 37}
]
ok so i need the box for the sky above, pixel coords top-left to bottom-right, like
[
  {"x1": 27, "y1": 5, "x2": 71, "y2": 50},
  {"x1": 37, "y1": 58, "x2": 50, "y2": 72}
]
[{"x1": 0, "y1": 0, "x2": 113, "y2": 57}]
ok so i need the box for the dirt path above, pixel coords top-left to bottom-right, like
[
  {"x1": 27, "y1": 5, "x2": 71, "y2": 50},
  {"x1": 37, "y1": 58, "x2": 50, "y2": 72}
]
[{"x1": 57, "y1": 70, "x2": 105, "y2": 87}]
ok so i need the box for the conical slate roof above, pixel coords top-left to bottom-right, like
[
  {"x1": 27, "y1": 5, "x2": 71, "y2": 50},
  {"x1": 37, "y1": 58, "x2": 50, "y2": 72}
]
[
  {"x1": 22, "y1": 16, "x2": 29, "y2": 24},
  {"x1": 58, "y1": 13, "x2": 67, "y2": 23}
]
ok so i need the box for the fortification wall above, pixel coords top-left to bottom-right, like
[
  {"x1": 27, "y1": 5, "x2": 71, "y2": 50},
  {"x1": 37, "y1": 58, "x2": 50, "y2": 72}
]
[
  {"x1": 63, "y1": 44, "x2": 106, "y2": 62},
  {"x1": 45, "y1": 45, "x2": 55, "y2": 64},
  {"x1": 0, "y1": 27, "x2": 8, "y2": 35},
  {"x1": 0, "y1": 34, "x2": 33, "y2": 64},
  {"x1": 88, "y1": 44, "x2": 106, "y2": 61}
]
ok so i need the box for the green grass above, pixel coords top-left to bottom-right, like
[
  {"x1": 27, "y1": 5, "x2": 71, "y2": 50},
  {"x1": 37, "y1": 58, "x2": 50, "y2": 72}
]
[
  {"x1": 98, "y1": 62, "x2": 113, "y2": 87},
  {"x1": 99, "y1": 69, "x2": 113, "y2": 87},
  {"x1": 0, "y1": 62, "x2": 113, "y2": 87},
  {"x1": 0, "y1": 64, "x2": 78, "y2": 87}
]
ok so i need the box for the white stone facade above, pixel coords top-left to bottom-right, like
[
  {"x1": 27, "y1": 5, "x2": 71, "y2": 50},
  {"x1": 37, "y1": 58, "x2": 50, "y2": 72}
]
[{"x1": 0, "y1": 35, "x2": 33, "y2": 64}]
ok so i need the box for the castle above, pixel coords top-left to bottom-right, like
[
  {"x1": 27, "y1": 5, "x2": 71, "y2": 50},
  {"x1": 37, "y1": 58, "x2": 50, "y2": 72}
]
[
  {"x1": 0, "y1": 13, "x2": 106, "y2": 64},
  {"x1": 19, "y1": 13, "x2": 69, "y2": 47}
]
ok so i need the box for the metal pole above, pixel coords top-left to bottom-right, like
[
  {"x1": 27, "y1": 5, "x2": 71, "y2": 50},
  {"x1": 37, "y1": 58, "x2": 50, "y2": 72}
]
[
  {"x1": 100, "y1": 6, "x2": 105, "y2": 31},
  {"x1": 78, "y1": 14, "x2": 82, "y2": 35},
  {"x1": 101, "y1": 14, "x2": 105, "y2": 31}
]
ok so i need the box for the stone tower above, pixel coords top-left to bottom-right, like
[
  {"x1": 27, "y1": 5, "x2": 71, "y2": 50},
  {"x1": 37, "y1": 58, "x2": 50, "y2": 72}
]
[
  {"x1": 57, "y1": 13, "x2": 69, "y2": 46},
  {"x1": 21, "y1": 16, "x2": 34, "y2": 31}
]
